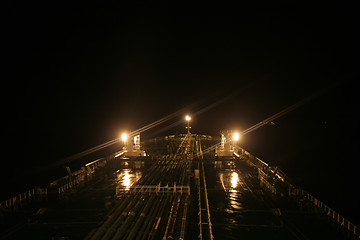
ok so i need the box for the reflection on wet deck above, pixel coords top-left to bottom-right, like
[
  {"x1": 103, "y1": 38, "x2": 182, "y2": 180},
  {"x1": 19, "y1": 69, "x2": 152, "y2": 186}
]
[
  {"x1": 210, "y1": 160, "x2": 283, "y2": 239},
  {"x1": 114, "y1": 161, "x2": 144, "y2": 191},
  {"x1": 231, "y1": 172, "x2": 239, "y2": 189},
  {"x1": 219, "y1": 169, "x2": 244, "y2": 214}
]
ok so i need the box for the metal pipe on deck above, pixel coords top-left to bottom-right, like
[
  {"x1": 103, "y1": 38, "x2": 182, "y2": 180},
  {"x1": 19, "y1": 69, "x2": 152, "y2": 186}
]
[
  {"x1": 89, "y1": 197, "x2": 131, "y2": 240},
  {"x1": 135, "y1": 196, "x2": 164, "y2": 240},
  {"x1": 179, "y1": 195, "x2": 189, "y2": 240},
  {"x1": 162, "y1": 195, "x2": 180, "y2": 240},
  {"x1": 148, "y1": 196, "x2": 174, "y2": 240},
  {"x1": 125, "y1": 195, "x2": 156, "y2": 240},
  {"x1": 201, "y1": 162, "x2": 214, "y2": 240},
  {"x1": 101, "y1": 195, "x2": 142, "y2": 240},
  {"x1": 111, "y1": 195, "x2": 148, "y2": 240},
  {"x1": 165, "y1": 195, "x2": 182, "y2": 239},
  {"x1": 196, "y1": 164, "x2": 202, "y2": 240}
]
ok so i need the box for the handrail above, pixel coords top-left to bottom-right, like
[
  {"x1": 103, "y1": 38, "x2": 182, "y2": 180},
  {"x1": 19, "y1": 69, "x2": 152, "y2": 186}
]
[
  {"x1": 0, "y1": 187, "x2": 47, "y2": 209},
  {"x1": 116, "y1": 184, "x2": 190, "y2": 195},
  {"x1": 235, "y1": 146, "x2": 360, "y2": 239},
  {"x1": 289, "y1": 184, "x2": 360, "y2": 238},
  {"x1": 1, "y1": 156, "x2": 109, "y2": 209}
]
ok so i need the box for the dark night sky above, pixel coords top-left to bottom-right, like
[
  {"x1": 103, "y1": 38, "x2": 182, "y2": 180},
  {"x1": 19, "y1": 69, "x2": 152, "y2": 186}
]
[{"x1": 3, "y1": 0, "x2": 360, "y2": 222}]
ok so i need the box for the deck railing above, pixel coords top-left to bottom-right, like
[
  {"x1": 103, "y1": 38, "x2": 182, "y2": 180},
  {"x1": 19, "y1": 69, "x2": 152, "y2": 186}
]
[
  {"x1": 289, "y1": 184, "x2": 360, "y2": 239},
  {"x1": 236, "y1": 146, "x2": 360, "y2": 239},
  {"x1": 116, "y1": 184, "x2": 190, "y2": 195},
  {"x1": 57, "y1": 157, "x2": 108, "y2": 198},
  {"x1": 0, "y1": 187, "x2": 47, "y2": 209}
]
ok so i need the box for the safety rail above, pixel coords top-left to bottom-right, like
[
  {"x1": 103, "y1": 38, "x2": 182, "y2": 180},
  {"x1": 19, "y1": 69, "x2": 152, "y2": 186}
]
[
  {"x1": 57, "y1": 172, "x2": 86, "y2": 198},
  {"x1": 289, "y1": 185, "x2": 360, "y2": 239},
  {"x1": 238, "y1": 147, "x2": 291, "y2": 183},
  {"x1": 1, "y1": 157, "x2": 109, "y2": 210},
  {"x1": 85, "y1": 157, "x2": 107, "y2": 173},
  {"x1": 0, "y1": 187, "x2": 47, "y2": 209},
  {"x1": 56, "y1": 157, "x2": 108, "y2": 198},
  {"x1": 116, "y1": 184, "x2": 190, "y2": 195},
  {"x1": 258, "y1": 168, "x2": 277, "y2": 194},
  {"x1": 236, "y1": 146, "x2": 360, "y2": 239}
]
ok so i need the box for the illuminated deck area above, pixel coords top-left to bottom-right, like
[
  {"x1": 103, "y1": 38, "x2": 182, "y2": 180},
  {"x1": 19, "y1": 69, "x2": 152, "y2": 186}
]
[{"x1": 0, "y1": 134, "x2": 359, "y2": 240}]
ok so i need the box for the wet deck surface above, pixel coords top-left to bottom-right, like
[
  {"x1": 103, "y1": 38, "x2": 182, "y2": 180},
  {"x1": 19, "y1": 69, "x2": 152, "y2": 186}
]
[
  {"x1": 204, "y1": 159, "x2": 348, "y2": 240},
  {"x1": 0, "y1": 161, "x2": 147, "y2": 240},
  {"x1": 1, "y1": 176, "x2": 114, "y2": 239},
  {"x1": 0, "y1": 157, "x2": 352, "y2": 239}
]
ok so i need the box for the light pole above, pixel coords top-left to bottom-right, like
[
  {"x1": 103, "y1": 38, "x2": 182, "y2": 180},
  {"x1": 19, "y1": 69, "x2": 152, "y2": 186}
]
[{"x1": 185, "y1": 115, "x2": 191, "y2": 134}]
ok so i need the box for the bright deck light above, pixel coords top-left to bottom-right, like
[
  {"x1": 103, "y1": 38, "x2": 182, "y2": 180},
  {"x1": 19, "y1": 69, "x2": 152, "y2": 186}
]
[
  {"x1": 233, "y1": 132, "x2": 240, "y2": 141},
  {"x1": 121, "y1": 133, "x2": 127, "y2": 142}
]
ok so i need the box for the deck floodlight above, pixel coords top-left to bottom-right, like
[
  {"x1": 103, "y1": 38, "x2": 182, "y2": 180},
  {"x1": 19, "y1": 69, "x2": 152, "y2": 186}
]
[
  {"x1": 233, "y1": 132, "x2": 240, "y2": 141},
  {"x1": 121, "y1": 133, "x2": 127, "y2": 142}
]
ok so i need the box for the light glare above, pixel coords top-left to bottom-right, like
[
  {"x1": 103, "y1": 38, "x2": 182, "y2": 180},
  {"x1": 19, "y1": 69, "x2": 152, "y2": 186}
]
[
  {"x1": 233, "y1": 132, "x2": 240, "y2": 141},
  {"x1": 121, "y1": 133, "x2": 127, "y2": 142}
]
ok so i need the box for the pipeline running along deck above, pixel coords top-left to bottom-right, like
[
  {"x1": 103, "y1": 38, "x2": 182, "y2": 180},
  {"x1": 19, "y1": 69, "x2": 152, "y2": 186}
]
[{"x1": 1, "y1": 134, "x2": 359, "y2": 239}]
